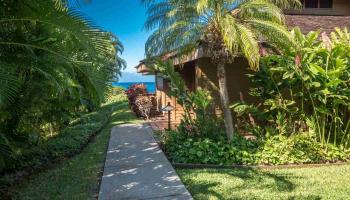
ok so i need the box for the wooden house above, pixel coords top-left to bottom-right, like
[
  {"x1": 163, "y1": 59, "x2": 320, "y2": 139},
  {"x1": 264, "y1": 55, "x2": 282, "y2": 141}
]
[{"x1": 136, "y1": 0, "x2": 350, "y2": 124}]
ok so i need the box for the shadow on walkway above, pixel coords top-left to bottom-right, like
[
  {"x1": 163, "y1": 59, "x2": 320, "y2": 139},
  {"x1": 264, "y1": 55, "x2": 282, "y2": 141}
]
[{"x1": 99, "y1": 124, "x2": 192, "y2": 200}]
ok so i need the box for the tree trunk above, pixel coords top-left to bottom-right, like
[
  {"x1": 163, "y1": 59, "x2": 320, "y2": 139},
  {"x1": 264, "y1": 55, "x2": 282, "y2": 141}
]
[{"x1": 217, "y1": 62, "x2": 235, "y2": 140}]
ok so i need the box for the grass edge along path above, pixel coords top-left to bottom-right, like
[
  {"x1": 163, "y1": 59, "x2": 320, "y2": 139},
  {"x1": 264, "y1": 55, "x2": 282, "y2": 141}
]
[
  {"x1": 11, "y1": 96, "x2": 140, "y2": 200},
  {"x1": 177, "y1": 164, "x2": 350, "y2": 200}
]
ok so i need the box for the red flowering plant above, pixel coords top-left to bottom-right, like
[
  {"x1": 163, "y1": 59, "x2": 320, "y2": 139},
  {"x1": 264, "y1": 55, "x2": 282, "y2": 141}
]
[
  {"x1": 126, "y1": 84, "x2": 147, "y2": 104},
  {"x1": 126, "y1": 84, "x2": 151, "y2": 118}
]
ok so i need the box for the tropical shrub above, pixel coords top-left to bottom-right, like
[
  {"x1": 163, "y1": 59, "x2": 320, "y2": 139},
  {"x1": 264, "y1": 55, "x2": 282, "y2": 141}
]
[
  {"x1": 0, "y1": 92, "x2": 129, "y2": 197},
  {"x1": 126, "y1": 84, "x2": 151, "y2": 118},
  {"x1": 148, "y1": 60, "x2": 223, "y2": 136},
  {"x1": 0, "y1": 95, "x2": 119, "y2": 175},
  {"x1": 157, "y1": 28, "x2": 350, "y2": 166},
  {"x1": 257, "y1": 134, "x2": 350, "y2": 164},
  {"x1": 176, "y1": 89, "x2": 225, "y2": 137},
  {"x1": 0, "y1": 1, "x2": 125, "y2": 168},
  {"x1": 160, "y1": 130, "x2": 350, "y2": 165},
  {"x1": 161, "y1": 130, "x2": 257, "y2": 165},
  {"x1": 233, "y1": 27, "x2": 350, "y2": 148},
  {"x1": 126, "y1": 84, "x2": 148, "y2": 103},
  {"x1": 135, "y1": 96, "x2": 153, "y2": 120}
]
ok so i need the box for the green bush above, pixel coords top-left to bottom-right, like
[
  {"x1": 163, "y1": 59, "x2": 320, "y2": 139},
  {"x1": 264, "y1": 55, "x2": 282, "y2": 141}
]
[
  {"x1": 162, "y1": 131, "x2": 258, "y2": 165},
  {"x1": 148, "y1": 60, "x2": 224, "y2": 137},
  {"x1": 257, "y1": 134, "x2": 350, "y2": 165},
  {"x1": 0, "y1": 1, "x2": 126, "y2": 168},
  {"x1": 162, "y1": 131, "x2": 350, "y2": 165},
  {"x1": 233, "y1": 28, "x2": 350, "y2": 148},
  {"x1": 1, "y1": 100, "x2": 115, "y2": 175}
]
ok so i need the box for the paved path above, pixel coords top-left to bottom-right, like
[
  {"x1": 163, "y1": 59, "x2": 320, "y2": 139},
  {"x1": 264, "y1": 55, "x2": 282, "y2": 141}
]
[{"x1": 99, "y1": 124, "x2": 193, "y2": 200}]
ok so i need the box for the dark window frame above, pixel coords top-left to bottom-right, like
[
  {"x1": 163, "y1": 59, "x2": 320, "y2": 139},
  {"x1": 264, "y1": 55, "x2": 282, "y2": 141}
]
[
  {"x1": 302, "y1": 0, "x2": 333, "y2": 8},
  {"x1": 319, "y1": 0, "x2": 333, "y2": 8}
]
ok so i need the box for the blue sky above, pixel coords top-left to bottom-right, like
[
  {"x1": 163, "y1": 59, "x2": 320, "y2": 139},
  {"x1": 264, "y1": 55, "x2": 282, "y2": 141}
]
[{"x1": 79, "y1": 0, "x2": 154, "y2": 81}]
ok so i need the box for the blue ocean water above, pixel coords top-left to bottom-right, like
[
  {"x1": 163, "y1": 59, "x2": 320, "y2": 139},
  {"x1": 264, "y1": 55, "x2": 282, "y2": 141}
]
[{"x1": 113, "y1": 82, "x2": 156, "y2": 93}]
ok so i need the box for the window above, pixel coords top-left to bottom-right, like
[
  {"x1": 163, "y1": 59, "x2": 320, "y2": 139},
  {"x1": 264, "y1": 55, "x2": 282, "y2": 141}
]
[
  {"x1": 302, "y1": 0, "x2": 333, "y2": 8},
  {"x1": 319, "y1": 0, "x2": 332, "y2": 8},
  {"x1": 305, "y1": 0, "x2": 318, "y2": 8},
  {"x1": 156, "y1": 75, "x2": 164, "y2": 90}
]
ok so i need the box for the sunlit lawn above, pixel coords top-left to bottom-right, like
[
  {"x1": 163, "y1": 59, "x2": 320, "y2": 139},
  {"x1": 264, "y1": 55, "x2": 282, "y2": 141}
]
[
  {"x1": 13, "y1": 101, "x2": 140, "y2": 200},
  {"x1": 177, "y1": 164, "x2": 350, "y2": 200}
]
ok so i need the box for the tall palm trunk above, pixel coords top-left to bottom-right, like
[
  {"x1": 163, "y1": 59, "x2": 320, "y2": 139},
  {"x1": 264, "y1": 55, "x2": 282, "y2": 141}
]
[{"x1": 217, "y1": 62, "x2": 234, "y2": 139}]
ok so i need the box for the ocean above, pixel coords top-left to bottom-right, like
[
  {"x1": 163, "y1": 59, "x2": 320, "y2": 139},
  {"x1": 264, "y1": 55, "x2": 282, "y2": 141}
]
[{"x1": 113, "y1": 82, "x2": 156, "y2": 93}]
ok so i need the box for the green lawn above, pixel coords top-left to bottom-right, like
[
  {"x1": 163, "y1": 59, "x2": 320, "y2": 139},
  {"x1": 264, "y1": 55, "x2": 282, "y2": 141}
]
[
  {"x1": 177, "y1": 164, "x2": 350, "y2": 200},
  {"x1": 13, "y1": 99, "x2": 140, "y2": 200}
]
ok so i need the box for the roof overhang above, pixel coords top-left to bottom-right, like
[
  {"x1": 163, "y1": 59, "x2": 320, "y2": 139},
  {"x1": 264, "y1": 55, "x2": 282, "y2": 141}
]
[
  {"x1": 172, "y1": 48, "x2": 204, "y2": 65},
  {"x1": 135, "y1": 47, "x2": 205, "y2": 74},
  {"x1": 135, "y1": 62, "x2": 150, "y2": 74}
]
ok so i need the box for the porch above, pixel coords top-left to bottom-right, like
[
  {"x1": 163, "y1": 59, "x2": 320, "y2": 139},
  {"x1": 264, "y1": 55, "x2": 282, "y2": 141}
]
[{"x1": 148, "y1": 114, "x2": 181, "y2": 131}]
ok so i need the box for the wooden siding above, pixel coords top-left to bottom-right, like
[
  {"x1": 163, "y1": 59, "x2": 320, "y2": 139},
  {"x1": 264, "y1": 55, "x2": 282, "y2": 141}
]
[
  {"x1": 155, "y1": 62, "x2": 197, "y2": 122},
  {"x1": 196, "y1": 57, "x2": 257, "y2": 122},
  {"x1": 334, "y1": 0, "x2": 350, "y2": 14},
  {"x1": 155, "y1": 57, "x2": 255, "y2": 123},
  {"x1": 196, "y1": 57, "x2": 256, "y2": 105}
]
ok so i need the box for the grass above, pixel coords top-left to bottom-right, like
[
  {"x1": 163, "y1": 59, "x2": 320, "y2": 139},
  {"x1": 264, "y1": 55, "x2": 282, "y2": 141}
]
[
  {"x1": 177, "y1": 164, "x2": 350, "y2": 200},
  {"x1": 12, "y1": 94, "x2": 140, "y2": 200}
]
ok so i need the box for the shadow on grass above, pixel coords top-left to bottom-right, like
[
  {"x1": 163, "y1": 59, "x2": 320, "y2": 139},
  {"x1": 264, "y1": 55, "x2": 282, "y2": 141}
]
[
  {"x1": 186, "y1": 181, "x2": 225, "y2": 200},
  {"x1": 286, "y1": 195, "x2": 322, "y2": 200},
  {"x1": 179, "y1": 167, "x2": 322, "y2": 200},
  {"x1": 9, "y1": 97, "x2": 141, "y2": 200},
  {"x1": 107, "y1": 101, "x2": 141, "y2": 127}
]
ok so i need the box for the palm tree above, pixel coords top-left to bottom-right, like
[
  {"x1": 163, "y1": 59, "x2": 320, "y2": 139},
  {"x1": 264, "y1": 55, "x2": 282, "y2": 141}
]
[
  {"x1": 0, "y1": 0, "x2": 125, "y2": 165},
  {"x1": 1, "y1": 0, "x2": 124, "y2": 106},
  {"x1": 143, "y1": 0, "x2": 300, "y2": 140}
]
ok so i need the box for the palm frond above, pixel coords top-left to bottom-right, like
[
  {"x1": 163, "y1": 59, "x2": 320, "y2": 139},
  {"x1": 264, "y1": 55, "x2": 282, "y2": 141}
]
[
  {"x1": 267, "y1": 0, "x2": 302, "y2": 9},
  {"x1": 0, "y1": 62, "x2": 21, "y2": 108},
  {"x1": 236, "y1": 0, "x2": 285, "y2": 24},
  {"x1": 247, "y1": 19, "x2": 296, "y2": 49},
  {"x1": 236, "y1": 23, "x2": 260, "y2": 70},
  {"x1": 219, "y1": 14, "x2": 239, "y2": 54}
]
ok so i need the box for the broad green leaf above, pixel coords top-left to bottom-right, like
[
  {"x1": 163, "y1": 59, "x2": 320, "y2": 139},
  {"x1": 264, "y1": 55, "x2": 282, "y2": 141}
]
[
  {"x1": 311, "y1": 82, "x2": 321, "y2": 88},
  {"x1": 309, "y1": 63, "x2": 326, "y2": 75}
]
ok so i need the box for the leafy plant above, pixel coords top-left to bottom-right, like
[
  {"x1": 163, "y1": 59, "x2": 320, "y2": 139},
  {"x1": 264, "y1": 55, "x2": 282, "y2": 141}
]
[
  {"x1": 126, "y1": 84, "x2": 148, "y2": 104},
  {"x1": 126, "y1": 83, "x2": 154, "y2": 118},
  {"x1": 135, "y1": 96, "x2": 153, "y2": 120},
  {"x1": 233, "y1": 27, "x2": 350, "y2": 148},
  {"x1": 160, "y1": 129, "x2": 350, "y2": 165},
  {"x1": 148, "y1": 59, "x2": 223, "y2": 136},
  {"x1": 0, "y1": 1, "x2": 125, "y2": 169},
  {"x1": 0, "y1": 93, "x2": 122, "y2": 175},
  {"x1": 162, "y1": 130, "x2": 258, "y2": 165}
]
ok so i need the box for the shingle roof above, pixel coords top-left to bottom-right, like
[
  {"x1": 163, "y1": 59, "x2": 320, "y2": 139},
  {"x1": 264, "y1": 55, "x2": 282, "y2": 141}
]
[{"x1": 285, "y1": 15, "x2": 350, "y2": 34}]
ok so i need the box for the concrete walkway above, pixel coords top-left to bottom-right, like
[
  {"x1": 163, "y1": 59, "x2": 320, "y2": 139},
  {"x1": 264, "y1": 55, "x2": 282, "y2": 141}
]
[{"x1": 98, "y1": 124, "x2": 193, "y2": 200}]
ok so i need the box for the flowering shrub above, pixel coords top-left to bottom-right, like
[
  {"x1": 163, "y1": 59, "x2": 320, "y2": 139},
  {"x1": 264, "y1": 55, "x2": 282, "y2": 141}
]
[
  {"x1": 135, "y1": 96, "x2": 153, "y2": 120},
  {"x1": 126, "y1": 84, "x2": 157, "y2": 118},
  {"x1": 126, "y1": 84, "x2": 147, "y2": 104}
]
